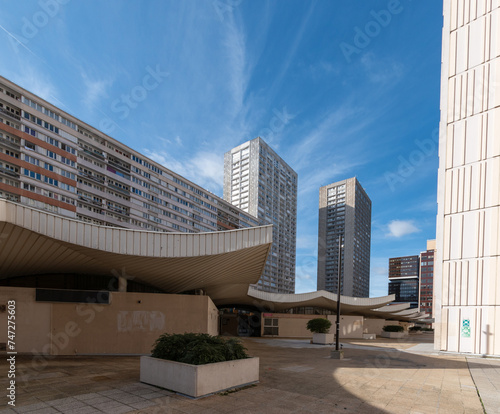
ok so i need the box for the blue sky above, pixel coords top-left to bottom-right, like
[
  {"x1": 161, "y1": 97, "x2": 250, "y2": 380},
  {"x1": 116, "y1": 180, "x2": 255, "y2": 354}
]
[{"x1": 0, "y1": 0, "x2": 443, "y2": 297}]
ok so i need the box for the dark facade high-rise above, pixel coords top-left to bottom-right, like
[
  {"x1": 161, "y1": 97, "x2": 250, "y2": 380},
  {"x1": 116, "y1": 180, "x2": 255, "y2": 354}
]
[
  {"x1": 317, "y1": 177, "x2": 371, "y2": 297},
  {"x1": 388, "y1": 255, "x2": 420, "y2": 308},
  {"x1": 419, "y1": 240, "x2": 435, "y2": 316}
]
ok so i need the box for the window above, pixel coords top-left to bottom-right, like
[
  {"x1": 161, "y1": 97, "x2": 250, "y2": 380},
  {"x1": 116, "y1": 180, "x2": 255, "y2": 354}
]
[
  {"x1": 263, "y1": 318, "x2": 279, "y2": 336},
  {"x1": 25, "y1": 141, "x2": 36, "y2": 151}
]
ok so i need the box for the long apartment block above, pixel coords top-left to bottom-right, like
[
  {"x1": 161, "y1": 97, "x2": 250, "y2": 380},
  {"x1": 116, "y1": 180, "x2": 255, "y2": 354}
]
[{"x1": 0, "y1": 76, "x2": 258, "y2": 234}]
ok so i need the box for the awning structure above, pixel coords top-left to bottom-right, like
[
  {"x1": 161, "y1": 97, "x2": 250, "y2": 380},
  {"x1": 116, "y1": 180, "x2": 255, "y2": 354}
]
[
  {"x1": 0, "y1": 199, "x2": 273, "y2": 297},
  {"x1": 238, "y1": 288, "x2": 429, "y2": 322},
  {"x1": 0, "y1": 199, "x2": 427, "y2": 321}
]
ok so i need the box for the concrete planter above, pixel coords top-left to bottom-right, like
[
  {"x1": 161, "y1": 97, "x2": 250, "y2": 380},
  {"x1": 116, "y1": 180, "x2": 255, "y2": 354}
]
[
  {"x1": 312, "y1": 333, "x2": 334, "y2": 345},
  {"x1": 362, "y1": 333, "x2": 376, "y2": 340},
  {"x1": 381, "y1": 331, "x2": 405, "y2": 339},
  {"x1": 140, "y1": 356, "x2": 259, "y2": 398}
]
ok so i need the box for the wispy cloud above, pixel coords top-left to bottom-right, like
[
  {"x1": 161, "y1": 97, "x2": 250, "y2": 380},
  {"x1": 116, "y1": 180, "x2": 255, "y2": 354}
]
[
  {"x1": 81, "y1": 72, "x2": 111, "y2": 110},
  {"x1": 360, "y1": 52, "x2": 404, "y2": 84},
  {"x1": 7, "y1": 67, "x2": 58, "y2": 103},
  {"x1": 144, "y1": 148, "x2": 223, "y2": 195},
  {"x1": 266, "y1": 2, "x2": 316, "y2": 100},
  {"x1": 386, "y1": 219, "x2": 420, "y2": 238},
  {"x1": 223, "y1": 13, "x2": 248, "y2": 117}
]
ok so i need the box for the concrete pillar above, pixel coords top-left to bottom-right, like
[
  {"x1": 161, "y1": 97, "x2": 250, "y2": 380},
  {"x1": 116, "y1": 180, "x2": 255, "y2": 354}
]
[{"x1": 118, "y1": 277, "x2": 127, "y2": 292}]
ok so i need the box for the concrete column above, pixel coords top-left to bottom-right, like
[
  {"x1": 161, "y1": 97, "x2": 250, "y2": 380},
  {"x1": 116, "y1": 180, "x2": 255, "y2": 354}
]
[{"x1": 118, "y1": 276, "x2": 127, "y2": 292}]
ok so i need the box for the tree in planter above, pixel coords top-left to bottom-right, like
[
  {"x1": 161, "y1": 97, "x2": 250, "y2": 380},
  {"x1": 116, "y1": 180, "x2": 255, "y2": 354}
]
[
  {"x1": 142, "y1": 332, "x2": 258, "y2": 398},
  {"x1": 151, "y1": 333, "x2": 249, "y2": 365},
  {"x1": 306, "y1": 318, "x2": 332, "y2": 334}
]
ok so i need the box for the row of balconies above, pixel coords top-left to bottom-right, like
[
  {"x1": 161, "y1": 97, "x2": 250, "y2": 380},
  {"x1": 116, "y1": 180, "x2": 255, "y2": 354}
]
[
  {"x1": 0, "y1": 166, "x2": 19, "y2": 178},
  {"x1": 0, "y1": 136, "x2": 20, "y2": 150},
  {"x1": 0, "y1": 106, "x2": 21, "y2": 121}
]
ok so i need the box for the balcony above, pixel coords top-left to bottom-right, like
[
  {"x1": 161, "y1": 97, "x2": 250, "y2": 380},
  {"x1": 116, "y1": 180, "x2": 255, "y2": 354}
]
[
  {"x1": 0, "y1": 166, "x2": 19, "y2": 178},
  {"x1": 0, "y1": 137, "x2": 20, "y2": 150},
  {"x1": 82, "y1": 148, "x2": 105, "y2": 160},
  {"x1": 108, "y1": 158, "x2": 131, "y2": 173},
  {"x1": 78, "y1": 195, "x2": 103, "y2": 207},
  {"x1": 107, "y1": 182, "x2": 130, "y2": 195},
  {"x1": 78, "y1": 171, "x2": 105, "y2": 184},
  {"x1": 106, "y1": 205, "x2": 129, "y2": 216},
  {"x1": 0, "y1": 107, "x2": 21, "y2": 121}
]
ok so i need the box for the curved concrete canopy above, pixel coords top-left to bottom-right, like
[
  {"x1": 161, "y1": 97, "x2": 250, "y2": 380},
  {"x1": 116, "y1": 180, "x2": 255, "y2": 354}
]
[
  {"x1": 213, "y1": 288, "x2": 426, "y2": 322},
  {"x1": 0, "y1": 200, "x2": 272, "y2": 298},
  {"x1": 219, "y1": 288, "x2": 425, "y2": 321},
  {"x1": 0, "y1": 200, "x2": 427, "y2": 322}
]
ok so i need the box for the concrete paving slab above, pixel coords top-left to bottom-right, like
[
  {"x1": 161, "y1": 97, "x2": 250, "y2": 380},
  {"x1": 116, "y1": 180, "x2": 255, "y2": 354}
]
[{"x1": 0, "y1": 337, "x2": 493, "y2": 413}]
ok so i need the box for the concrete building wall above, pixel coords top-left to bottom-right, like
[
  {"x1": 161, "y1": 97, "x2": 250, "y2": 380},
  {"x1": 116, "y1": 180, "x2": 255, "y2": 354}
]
[
  {"x1": 261, "y1": 313, "x2": 364, "y2": 339},
  {"x1": 364, "y1": 319, "x2": 389, "y2": 336},
  {"x1": 0, "y1": 287, "x2": 51, "y2": 353},
  {"x1": 0, "y1": 287, "x2": 219, "y2": 355},
  {"x1": 436, "y1": 0, "x2": 500, "y2": 355}
]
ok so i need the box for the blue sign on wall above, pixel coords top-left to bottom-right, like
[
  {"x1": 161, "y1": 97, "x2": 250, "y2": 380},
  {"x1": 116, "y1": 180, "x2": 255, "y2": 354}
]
[{"x1": 461, "y1": 319, "x2": 471, "y2": 338}]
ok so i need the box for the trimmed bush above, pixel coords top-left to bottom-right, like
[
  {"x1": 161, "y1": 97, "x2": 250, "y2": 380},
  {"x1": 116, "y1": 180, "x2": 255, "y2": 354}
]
[
  {"x1": 409, "y1": 326, "x2": 422, "y2": 332},
  {"x1": 422, "y1": 328, "x2": 434, "y2": 332},
  {"x1": 382, "y1": 325, "x2": 404, "y2": 333},
  {"x1": 306, "y1": 318, "x2": 332, "y2": 334},
  {"x1": 151, "y1": 333, "x2": 249, "y2": 365}
]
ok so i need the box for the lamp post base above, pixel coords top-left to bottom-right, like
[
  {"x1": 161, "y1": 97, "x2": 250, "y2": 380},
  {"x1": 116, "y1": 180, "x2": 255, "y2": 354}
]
[{"x1": 330, "y1": 350, "x2": 344, "y2": 359}]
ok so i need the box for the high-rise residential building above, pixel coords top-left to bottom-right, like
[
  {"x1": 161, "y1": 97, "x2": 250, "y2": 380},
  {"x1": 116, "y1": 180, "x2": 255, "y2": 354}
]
[
  {"x1": 419, "y1": 240, "x2": 435, "y2": 316},
  {"x1": 435, "y1": 0, "x2": 500, "y2": 355},
  {"x1": 223, "y1": 137, "x2": 298, "y2": 294},
  {"x1": 317, "y1": 177, "x2": 371, "y2": 297},
  {"x1": 0, "y1": 76, "x2": 258, "y2": 238},
  {"x1": 388, "y1": 255, "x2": 420, "y2": 308}
]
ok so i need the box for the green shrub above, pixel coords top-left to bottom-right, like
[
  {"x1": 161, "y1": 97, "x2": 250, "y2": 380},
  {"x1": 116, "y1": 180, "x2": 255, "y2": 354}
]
[
  {"x1": 306, "y1": 318, "x2": 332, "y2": 334},
  {"x1": 409, "y1": 326, "x2": 422, "y2": 332},
  {"x1": 421, "y1": 328, "x2": 434, "y2": 332},
  {"x1": 382, "y1": 325, "x2": 404, "y2": 332},
  {"x1": 151, "y1": 333, "x2": 249, "y2": 365}
]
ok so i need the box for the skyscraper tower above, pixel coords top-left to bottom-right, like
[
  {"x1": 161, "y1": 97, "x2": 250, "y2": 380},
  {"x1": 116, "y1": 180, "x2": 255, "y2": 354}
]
[
  {"x1": 224, "y1": 137, "x2": 298, "y2": 293},
  {"x1": 317, "y1": 177, "x2": 371, "y2": 297}
]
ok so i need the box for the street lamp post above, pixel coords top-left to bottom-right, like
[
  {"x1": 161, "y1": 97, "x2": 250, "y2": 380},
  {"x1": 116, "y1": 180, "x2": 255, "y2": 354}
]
[
  {"x1": 331, "y1": 233, "x2": 344, "y2": 359},
  {"x1": 335, "y1": 233, "x2": 342, "y2": 352}
]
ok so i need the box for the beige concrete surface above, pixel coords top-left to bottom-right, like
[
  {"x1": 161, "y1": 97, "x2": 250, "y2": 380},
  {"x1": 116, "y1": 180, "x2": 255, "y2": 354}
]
[
  {"x1": 140, "y1": 356, "x2": 259, "y2": 398},
  {"x1": 0, "y1": 336, "x2": 488, "y2": 414},
  {"x1": 467, "y1": 356, "x2": 500, "y2": 414},
  {"x1": 0, "y1": 287, "x2": 219, "y2": 355}
]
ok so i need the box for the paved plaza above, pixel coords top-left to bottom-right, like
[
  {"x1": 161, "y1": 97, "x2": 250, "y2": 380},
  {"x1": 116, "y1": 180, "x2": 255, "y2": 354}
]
[{"x1": 1, "y1": 335, "x2": 498, "y2": 413}]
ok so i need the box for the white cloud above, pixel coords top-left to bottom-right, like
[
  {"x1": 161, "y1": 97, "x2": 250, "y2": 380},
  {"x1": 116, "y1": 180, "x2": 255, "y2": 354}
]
[
  {"x1": 5, "y1": 67, "x2": 58, "y2": 104},
  {"x1": 223, "y1": 14, "x2": 248, "y2": 117},
  {"x1": 144, "y1": 149, "x2": 223, "y2": 195},
  {"x1": 386, "y1": 220, "x2": 420, "y2": 238},
  {"x1": 360, "y1": 52, "x2": 404, "y2": 85},
  {"x1": 81, "y1": 72, "x2": 111, "y2": 110}
]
